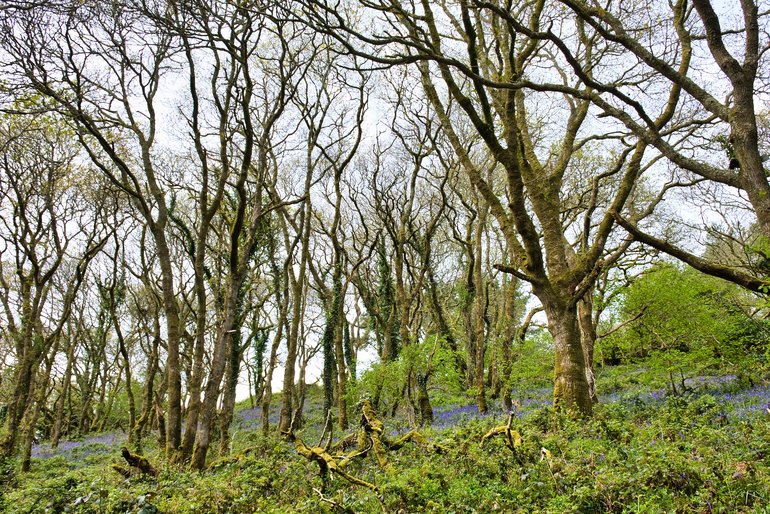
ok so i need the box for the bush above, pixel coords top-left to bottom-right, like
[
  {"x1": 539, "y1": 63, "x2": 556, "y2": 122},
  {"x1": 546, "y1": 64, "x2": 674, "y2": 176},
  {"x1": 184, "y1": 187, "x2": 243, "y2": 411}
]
[{"x1": 598, "y1": 263, "x2": 770, "y2": 365}]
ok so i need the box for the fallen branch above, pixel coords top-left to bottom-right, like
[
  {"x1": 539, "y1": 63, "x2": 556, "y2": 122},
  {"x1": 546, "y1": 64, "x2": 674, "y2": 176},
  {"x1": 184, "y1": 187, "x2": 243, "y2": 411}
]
[
  {"x1": 284, "y1": 407, "x2": 380, "y2": 496},
  {"x1": 287, "y1": 400, "x2": 443, "y2": 509},
  {"x1": 360, "y1": 400, "x2": 389, "y2": 468},
  {"x1": 119, "y1": 447, "x2": 158, "y2": 477},
  {"x1": 312, "y1": 488, "x2": 355, "y2": 513},
  {"x1": 355, "y1": 400, "x2": 448, "y2": 466},
  {"x1": 481, "y1": 412, "x2": 522, "y2": 454},
  {"x1": 385, "y1": 430, "x2": 426, "y2": 451},
  {"x1": 291, "y1": 435, "x2": 379, "y2": 494},
  {"x1": 112, "y1": 465, "x2": 131, "y2": 479}
]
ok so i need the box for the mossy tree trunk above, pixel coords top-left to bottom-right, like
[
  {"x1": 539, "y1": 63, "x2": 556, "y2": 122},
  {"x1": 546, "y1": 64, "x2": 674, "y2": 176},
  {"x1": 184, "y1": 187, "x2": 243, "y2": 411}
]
[{"x1": 541, "y1": 294, "x2": 593, "y2": 416}]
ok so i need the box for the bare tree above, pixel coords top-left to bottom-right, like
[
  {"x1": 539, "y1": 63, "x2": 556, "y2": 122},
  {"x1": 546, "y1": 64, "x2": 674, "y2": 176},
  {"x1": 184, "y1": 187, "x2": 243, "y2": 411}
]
[
  {"x1": 555, "y1": 0, "x2": 770, "y2": 290},
  {"x1": 0, "y1": 114, "x2": 110, "y2": 462},
  {"x1": 296, "y1": 0, "x2": 655, "y2": 414},
  {"x1": 0, "y1": 1, "x2": 192, "y2": 454}
]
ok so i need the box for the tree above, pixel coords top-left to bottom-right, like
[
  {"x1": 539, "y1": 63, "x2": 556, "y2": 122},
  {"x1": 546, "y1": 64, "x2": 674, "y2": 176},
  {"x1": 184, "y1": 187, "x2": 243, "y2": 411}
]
[
  {"x1": 0, "y1": 114, "x2": 110, "y2": 463},
  {"x1": 172, "y1": 0, "x2": 320, "y2": 467},
  {"x1": 301, "y1": 49, "x2": 368, "y2": 429},
  {"x1": 599, "y1": 262, "x2": 770, "y2": 364},
  {"x1": 0, "y1": 1, "x2": 191, "y2": 455},
  {"x1": 555, "y1": 0, "x2": 770, "y2": 292},
  {"x1": 297, "y1": 0, "x2": 649, "y2": 415}
]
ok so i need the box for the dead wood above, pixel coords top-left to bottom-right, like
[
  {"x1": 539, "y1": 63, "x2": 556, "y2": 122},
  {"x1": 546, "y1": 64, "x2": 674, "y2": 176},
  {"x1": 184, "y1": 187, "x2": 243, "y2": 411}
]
[
  {"x1": 481, "y1": 412, "x2": 522, "y2": 454},
  {"x1": 284, "y1": 407, "x2": 379, "y2": 496},
  {"x1": 360, "y1": 400, "x2": 389, "y2": 468},
  {"x1": 287, "y1": 399, "x2": 444, "y2": 510},
  {"x1": 112, "y1": 465, "x2": 132, "y2": 479},
  {"x1": 312, "y1": 488, "x2": 356, "y2": 513},
  {"x1": 120, "y1": 447, "x2": 158, "y2": 477},
  {"x1": 291, "y1": 435, "x2": 379, "y2": 494}
]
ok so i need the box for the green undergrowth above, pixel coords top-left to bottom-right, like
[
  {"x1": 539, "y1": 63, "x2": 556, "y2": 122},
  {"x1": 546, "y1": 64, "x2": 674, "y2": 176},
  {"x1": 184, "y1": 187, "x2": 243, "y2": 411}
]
[{"x1": 4, "y1": 361, "x2": 770, "y2": 513}]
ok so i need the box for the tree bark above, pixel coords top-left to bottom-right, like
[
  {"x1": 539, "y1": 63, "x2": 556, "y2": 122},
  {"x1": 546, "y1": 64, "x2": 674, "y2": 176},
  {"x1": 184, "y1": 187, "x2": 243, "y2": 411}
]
[{"x1": 541, "y1": 295, "x2": 593, "y2": 416}]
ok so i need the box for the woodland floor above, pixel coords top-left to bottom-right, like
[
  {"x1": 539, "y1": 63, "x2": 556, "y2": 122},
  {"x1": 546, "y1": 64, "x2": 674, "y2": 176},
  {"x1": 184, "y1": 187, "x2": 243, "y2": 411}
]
[{"x1": 3, "y1": 357, "x2": 770, "y2": 513}]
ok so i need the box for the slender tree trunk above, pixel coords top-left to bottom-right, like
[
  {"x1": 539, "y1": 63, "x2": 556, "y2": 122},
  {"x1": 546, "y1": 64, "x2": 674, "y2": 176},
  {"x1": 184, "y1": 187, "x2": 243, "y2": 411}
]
[
  {"x1": 180, "y1": 312, "x2": 206, "y2": 461},
  {"x1": 91, "y1": 356, "x2": 112, "y2": 432},
  {"x1": 135, "y1": 323, "x2": 161, "y2": 447},
  {"x1": 261, "y1": 250, "x2": 288, "y2": 436},
  {"x1": 262, "y1": 304, "x2": 287, "y2": 436},
  {"x1": 18, "y1": 369, "x2": 42, "y2": 472},
  {"x1": 20, "y1": 339, "x2": 59, "y2": 472},
  {"x1": 151, "y1": 227, "x2": 183, "y2": 458},
  {"x1": 51, "y1": 336, "x2": 76, "y2": 448},
  {"x1": 500, "y1": 276, "x2": 518, "y2": 412},
  {"x1": 218, "y1": 329, "x2": 244, "y2": 457},
  {"x1": 98, "y1": 362, "x2": 124, "y2": 432},
  {"x1": 191, "y1": 278, "x2": 241, "y2": 470},
  {"x1": 20, "y1": 390, "x2": 44, "y2": 472},
  {"x1": 1, "y1": 351, "x2": 37, "y2": 457},
  {"x1": 279, "y1": 274, "x2": 304, "y2": 433},
  {"x1": 279, "y1": 195, "x2": 311, "y2": 433},
  {"x1": 114, "y1": 323, "x2": 136, "y2": 443},
  {"x1": 473, "y1": 205, "x2": 488, "y2": 414},
  {"x1": 334, "y1": 314, "x2": 348, "y2": 430},
  {"x1": 322, "y1": 319, "x2": 336, "y2": 422}
]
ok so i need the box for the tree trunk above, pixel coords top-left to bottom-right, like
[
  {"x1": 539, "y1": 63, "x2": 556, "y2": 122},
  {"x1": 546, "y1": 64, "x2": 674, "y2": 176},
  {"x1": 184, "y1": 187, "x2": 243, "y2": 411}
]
[
  {"x1": 416, "y1": 373, "x2": 433, "y2": 426},
  {"x1": 20, "y1": 340, "x2": 59, "y2": 472},
  {"x1": 279, "y1": 196, "x2": 311, "y2": 433},
  {"x1": 500, "y1": 277, "x2": 518, "y2": 412},
  {"x1": 577, "y1": 294, "x2": 598, "y2": 404},
  {"x1": 473, "y1": 205, "x2": 488, "y2": 414},
  {"x1": 279, "y1": 273, "x2": 303, "y2": 434},
  {"x1": 262, "y1": 305, "x2": 287, "y2": 436},
  {"x1": 0, "y1": 351, "x2": 36, "y2": 458},
  {"x1": 155, "y1": 230, "x2": 183, "y2": 459},
  {"x1": 114, "y1": 320, "x2": 136, "y2": 444},
  {"x1": 218, "y1": 330, "x2": 244, "y2": 457},
  {"x1": 732, "y1": 94, "x2": 770, "y2": 238},
  {"x1": 135, "y1": 324, "x2": 160, "y2": 446},
  {"x1": 51, "y1": 337, "x2": 75, "y2": 448},
  {"x1": 190, "y1": 279, "x2": 241, "y2": 470},
  {"x1": 543, "y1": 298, "x2": 593, "y2": 416},
  {"x1": 179, "y1": 312, "x2": 206, "y2": 461}
]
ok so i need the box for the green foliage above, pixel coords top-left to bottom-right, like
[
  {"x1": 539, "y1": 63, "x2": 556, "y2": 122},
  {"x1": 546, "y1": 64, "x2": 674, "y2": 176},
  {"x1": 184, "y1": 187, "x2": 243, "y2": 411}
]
[
  {"x1": 508, "y1": 330, "x2": 555, "y2": 391},
  {"x1": 348, "y1": 335, "x2": 464, "y2": 412},
  {"x1": 8, "y1": 352, "x2": 770, "y2": 513},
  {"x1": 599, "y1": 263, "x2": 770, "y2": 365}
]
